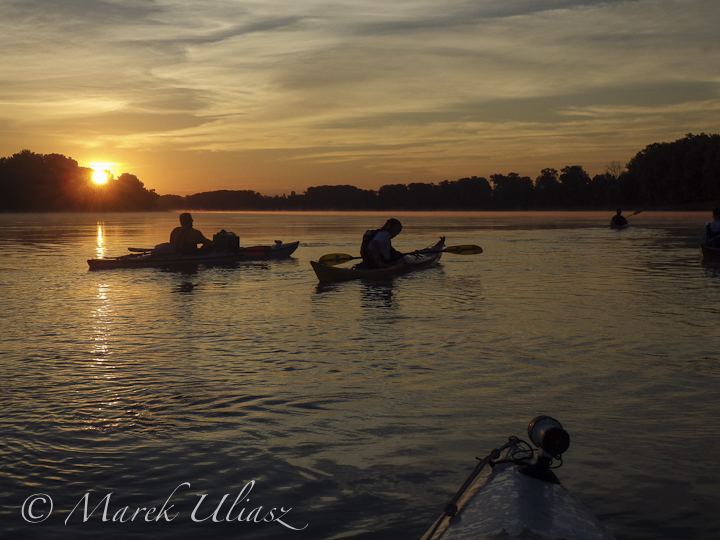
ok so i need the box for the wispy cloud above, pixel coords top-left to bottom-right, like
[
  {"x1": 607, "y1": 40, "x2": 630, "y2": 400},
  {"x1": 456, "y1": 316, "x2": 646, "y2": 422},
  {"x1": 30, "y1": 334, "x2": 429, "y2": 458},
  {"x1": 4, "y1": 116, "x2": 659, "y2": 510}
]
[{"x1": 1, "y1": 0, "x2": 718, "y2": 193}]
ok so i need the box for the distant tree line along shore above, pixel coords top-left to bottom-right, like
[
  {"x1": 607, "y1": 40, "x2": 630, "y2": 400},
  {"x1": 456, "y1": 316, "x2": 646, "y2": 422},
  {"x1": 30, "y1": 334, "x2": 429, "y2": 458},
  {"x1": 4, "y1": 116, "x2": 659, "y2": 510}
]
[{"x1": 2, "y1": 133, "x2": 720, "y2": 213}]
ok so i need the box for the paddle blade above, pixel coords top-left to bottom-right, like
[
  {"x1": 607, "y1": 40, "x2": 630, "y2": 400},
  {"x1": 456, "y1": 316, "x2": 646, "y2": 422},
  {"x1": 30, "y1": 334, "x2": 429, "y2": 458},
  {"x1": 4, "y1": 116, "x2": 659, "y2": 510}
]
[
  {"x1": 443, "y1": 244, "x2": 483, "y2": 255},
  {"x1": 317, "y1": 253, "x2": 357, "y2": 266}
]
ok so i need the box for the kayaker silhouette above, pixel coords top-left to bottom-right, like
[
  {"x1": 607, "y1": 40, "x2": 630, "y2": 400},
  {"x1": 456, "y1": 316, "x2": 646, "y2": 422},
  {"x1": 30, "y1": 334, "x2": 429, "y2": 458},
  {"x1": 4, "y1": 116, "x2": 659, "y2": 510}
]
[
  {"x1": 610, "y1": 209, "x2": 628, "y2": 229},
  {"x1": 361, "y1": 218, "x2": 403, "y2": 268},
  {"x1": 170, "y1": 213, "x2": 213, "y2": 255},
  {"x1": 701, "y1": 208, "x2": 720, "y2": 248}
]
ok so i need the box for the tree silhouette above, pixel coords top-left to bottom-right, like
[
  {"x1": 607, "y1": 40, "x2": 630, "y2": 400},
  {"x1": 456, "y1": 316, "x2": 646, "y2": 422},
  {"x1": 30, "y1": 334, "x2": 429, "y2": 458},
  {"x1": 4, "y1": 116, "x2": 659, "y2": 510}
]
[
  {"x1": 0, "y1": 150, "x2": 158, "y2": 212},
  {"x1": 558, "y1": 165, "x2": 591, "y2": 208},
  {"x1": 4, "y1": 134, "x2": 720, "y2": 213},
  {"x1": 624, "y1": 133, "x2": 720, "y2": 206},
  {"x1": 490, "y1": 173, "x2": 534, "y2": 209},
  {"x1": 377, "y1": 184, "x2": 410, "y2": 209},
  {"x1": 534, "y1": 168, "x2": 561, "y2": 209},
  {"x1": 407, "y1": 182, "x2": 436, "y2": 209}
]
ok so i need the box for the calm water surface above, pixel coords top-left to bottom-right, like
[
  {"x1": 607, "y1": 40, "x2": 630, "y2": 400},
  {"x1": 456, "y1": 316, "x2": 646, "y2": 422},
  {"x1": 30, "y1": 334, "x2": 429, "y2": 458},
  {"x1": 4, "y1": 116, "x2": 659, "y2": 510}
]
[{"x1": 1, "y1": 211, "x2": 719, "y2": 540}]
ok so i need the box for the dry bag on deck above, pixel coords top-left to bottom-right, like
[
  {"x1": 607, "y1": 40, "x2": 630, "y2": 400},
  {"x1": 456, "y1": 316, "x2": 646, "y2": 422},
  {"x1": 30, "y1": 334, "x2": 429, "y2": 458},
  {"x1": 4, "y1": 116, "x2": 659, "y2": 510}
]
[
  {"x1": 212, "y1": 230, "x2": 240, "y2": 252},
  {"x1": 151, "y1": 242, "x2": 175, "y2": 255}
]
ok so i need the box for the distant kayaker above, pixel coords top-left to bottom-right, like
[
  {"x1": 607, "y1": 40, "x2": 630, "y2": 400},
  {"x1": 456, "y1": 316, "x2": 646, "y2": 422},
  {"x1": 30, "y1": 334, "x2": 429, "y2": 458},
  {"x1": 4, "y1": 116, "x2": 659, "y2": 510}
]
[
  {"x1": 361, "y1": 218, "x2": 404, "y2": 268},
  {"x1": 700, "y1": 208, "x2": 720, "y2": 248},
  {"x1": 610, "y1": 209, "x2": 628, "y2": 228},
  {"x1": 170, "y1": 213, "x2": 213, "y2": 255}
]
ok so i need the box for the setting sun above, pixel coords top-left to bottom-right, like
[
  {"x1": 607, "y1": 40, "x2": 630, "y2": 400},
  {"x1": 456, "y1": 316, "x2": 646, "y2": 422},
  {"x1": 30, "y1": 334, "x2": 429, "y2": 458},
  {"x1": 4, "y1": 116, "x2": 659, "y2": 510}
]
[
  {"x1": 92, "y1": 170, "x2": 109, "y2": 184},
  {"x1": 89, "y1": 162, "x2": 114, "y2": 185}
]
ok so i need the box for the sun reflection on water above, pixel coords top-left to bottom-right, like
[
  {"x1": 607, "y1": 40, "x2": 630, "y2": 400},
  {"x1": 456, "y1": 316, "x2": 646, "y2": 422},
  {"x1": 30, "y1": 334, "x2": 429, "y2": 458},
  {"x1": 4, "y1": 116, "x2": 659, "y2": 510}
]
[
  {"x1": 89, "y1": 281, "x2": 123, "y2": 431},
  {"x1": 92, "y1": 283, "x2": 112, "y2": 368},
  {"x1": 95, "y1": 222, "x2": 106, "y2": 259}
]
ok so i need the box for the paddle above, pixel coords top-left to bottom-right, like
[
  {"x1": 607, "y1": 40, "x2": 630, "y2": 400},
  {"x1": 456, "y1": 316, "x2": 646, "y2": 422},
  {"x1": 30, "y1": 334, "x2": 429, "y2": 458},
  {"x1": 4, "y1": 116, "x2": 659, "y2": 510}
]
[
  {"x1": 318, "y1": 244, "x2": 483, "y2": 266},
  {"x1": 626, "y1": 210, "x2": 642, "y2": 218},
  {"x1": 128, "y1": 247, "x2": 153, "y2": 252}
]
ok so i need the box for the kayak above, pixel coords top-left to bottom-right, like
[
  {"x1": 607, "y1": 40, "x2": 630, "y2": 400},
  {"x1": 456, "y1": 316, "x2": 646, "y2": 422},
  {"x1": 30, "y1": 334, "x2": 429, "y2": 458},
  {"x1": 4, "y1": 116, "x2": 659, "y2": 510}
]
[
  {"x1": 310, "y1": 237, "x2": 445, "y2": 283},
  {"x1": 701, "y1": 245, "x2": 720, "y2": 262},
  {"x1": 610, "y1": 223, "x2": 628, "y2": 230},
  {"x1": 421, "y1": 416, "x2": 616, "y2": 540},
  {"x1": 88, "y1": 241, "x2": 299, "y2": 270}
]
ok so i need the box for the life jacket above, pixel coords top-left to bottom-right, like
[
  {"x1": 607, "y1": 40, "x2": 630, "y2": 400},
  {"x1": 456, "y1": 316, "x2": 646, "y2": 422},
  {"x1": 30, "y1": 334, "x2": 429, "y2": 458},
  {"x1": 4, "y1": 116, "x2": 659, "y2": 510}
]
[
  {"x1": 360, "y1": 229, "x2": 381, "y2": 264},
  {"x1": 171, "y1": 226, "x2": 193, "y2": 254},
  {"x1": 707, "y1": 224, "x2": 720, "y2": 248}
]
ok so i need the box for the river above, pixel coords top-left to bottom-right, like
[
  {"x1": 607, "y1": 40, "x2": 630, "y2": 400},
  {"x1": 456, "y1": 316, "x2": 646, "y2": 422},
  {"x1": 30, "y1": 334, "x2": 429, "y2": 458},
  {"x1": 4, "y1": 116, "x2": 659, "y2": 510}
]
[{"x1": 0, "y1": 211, "x2": 718, "y2": 540}]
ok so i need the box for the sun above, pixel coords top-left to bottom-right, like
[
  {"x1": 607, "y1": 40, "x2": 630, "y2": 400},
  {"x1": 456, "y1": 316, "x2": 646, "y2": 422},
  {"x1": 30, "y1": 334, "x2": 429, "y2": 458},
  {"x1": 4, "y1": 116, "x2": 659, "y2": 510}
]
[
  {"x1": 89, "y1": 162, "x2": 115, "y2": 185},
  {"x1": 92, "y1": 170, "x2": 109, "y2": 185}
]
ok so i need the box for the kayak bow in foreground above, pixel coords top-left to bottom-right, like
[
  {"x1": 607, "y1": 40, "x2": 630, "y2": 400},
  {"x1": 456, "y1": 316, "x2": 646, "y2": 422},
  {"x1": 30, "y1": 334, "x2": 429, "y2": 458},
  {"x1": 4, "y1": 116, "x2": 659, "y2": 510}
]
[
  {"x1": 88, "y1": 241, "x2": 299, "y2": 270},
  {"x1": 421, "y1": 416, "x2": 616, "y2": 540}
]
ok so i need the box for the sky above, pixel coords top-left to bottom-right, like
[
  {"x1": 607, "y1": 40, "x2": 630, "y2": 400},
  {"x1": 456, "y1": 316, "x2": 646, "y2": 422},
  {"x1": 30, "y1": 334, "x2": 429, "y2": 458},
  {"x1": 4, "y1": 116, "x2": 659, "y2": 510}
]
[{"x1": 2, "y1": 0, "x2": 719, "y2": 196}]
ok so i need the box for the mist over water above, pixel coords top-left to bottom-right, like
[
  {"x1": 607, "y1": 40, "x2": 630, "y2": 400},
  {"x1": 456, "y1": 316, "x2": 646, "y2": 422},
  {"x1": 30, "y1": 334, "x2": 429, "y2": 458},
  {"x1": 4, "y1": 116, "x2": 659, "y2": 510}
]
[{"x1": 1, "y1": 211, "x2": 718, "y2": 540}]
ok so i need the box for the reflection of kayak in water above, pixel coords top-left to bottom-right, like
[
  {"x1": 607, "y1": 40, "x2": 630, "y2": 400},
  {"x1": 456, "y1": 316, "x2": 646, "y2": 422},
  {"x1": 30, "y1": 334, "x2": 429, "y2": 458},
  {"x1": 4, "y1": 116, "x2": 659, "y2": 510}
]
[
  {"x1": 88, "y1": 241, "x2": 299, "y2": 270},
  {"x1": 610, "y1": 222, "x2": 628, "y2": 229},
  {"x1": 420, "y1": 416, "x2": 617, "y2": 540},
  {"x1": 310, "y1": 237, "x2": 445, "y2": 283},
  {"x1": 701, "y1": 245, "x2": 720, "y2": 262}
]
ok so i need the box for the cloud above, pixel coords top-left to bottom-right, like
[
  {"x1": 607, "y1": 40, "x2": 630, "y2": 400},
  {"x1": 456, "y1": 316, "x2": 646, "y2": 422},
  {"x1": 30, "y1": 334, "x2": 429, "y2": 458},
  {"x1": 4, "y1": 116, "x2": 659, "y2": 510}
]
[{"x1": 1, "y1": 0, "x2": 719, "y2": 191}]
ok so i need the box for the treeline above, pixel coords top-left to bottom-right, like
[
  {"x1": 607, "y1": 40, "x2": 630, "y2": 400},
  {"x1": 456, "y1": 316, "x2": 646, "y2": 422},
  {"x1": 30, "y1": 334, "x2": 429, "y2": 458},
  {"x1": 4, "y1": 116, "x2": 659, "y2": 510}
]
[
  {"x1": 162, "y1": 133, "x2": 720, "y2": 211},
  {"x1": 0, "y1": 150, "x2": 159, "y2": 212},
  {"x1": 3, "y1": 133, "x2": 720, "y2": 212}
]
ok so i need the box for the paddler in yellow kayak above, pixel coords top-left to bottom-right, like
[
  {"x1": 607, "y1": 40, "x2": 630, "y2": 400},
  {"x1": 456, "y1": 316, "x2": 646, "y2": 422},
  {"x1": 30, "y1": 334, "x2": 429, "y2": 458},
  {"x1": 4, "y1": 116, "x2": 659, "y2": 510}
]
[{"x1": 360, "y1": 218, "x2": 404, "y2": 268}]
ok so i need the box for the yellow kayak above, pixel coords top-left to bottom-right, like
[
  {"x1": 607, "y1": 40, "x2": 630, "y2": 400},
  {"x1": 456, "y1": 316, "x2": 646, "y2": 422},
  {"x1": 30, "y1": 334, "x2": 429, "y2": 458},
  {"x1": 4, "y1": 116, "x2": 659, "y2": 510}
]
[{"x1": 311, "y1": 237, "x2": 445, "y2": 283}]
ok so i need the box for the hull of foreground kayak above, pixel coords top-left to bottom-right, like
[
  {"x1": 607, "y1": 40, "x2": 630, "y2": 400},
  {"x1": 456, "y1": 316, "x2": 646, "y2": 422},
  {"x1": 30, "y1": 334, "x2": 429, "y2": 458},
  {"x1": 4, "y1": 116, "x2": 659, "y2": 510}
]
[
  {"x1": 310, "y1": 237, "x2": 445, "y2": 283},
  {"x1": 421, "y1": 440, "x2": 616, "y2": 540},
  {"x1": 701, "y1": 245, "x2": 720, "y2": 262},
  {"x1": 88, "y1": 241, "x2": 299, "y2": 270}
]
